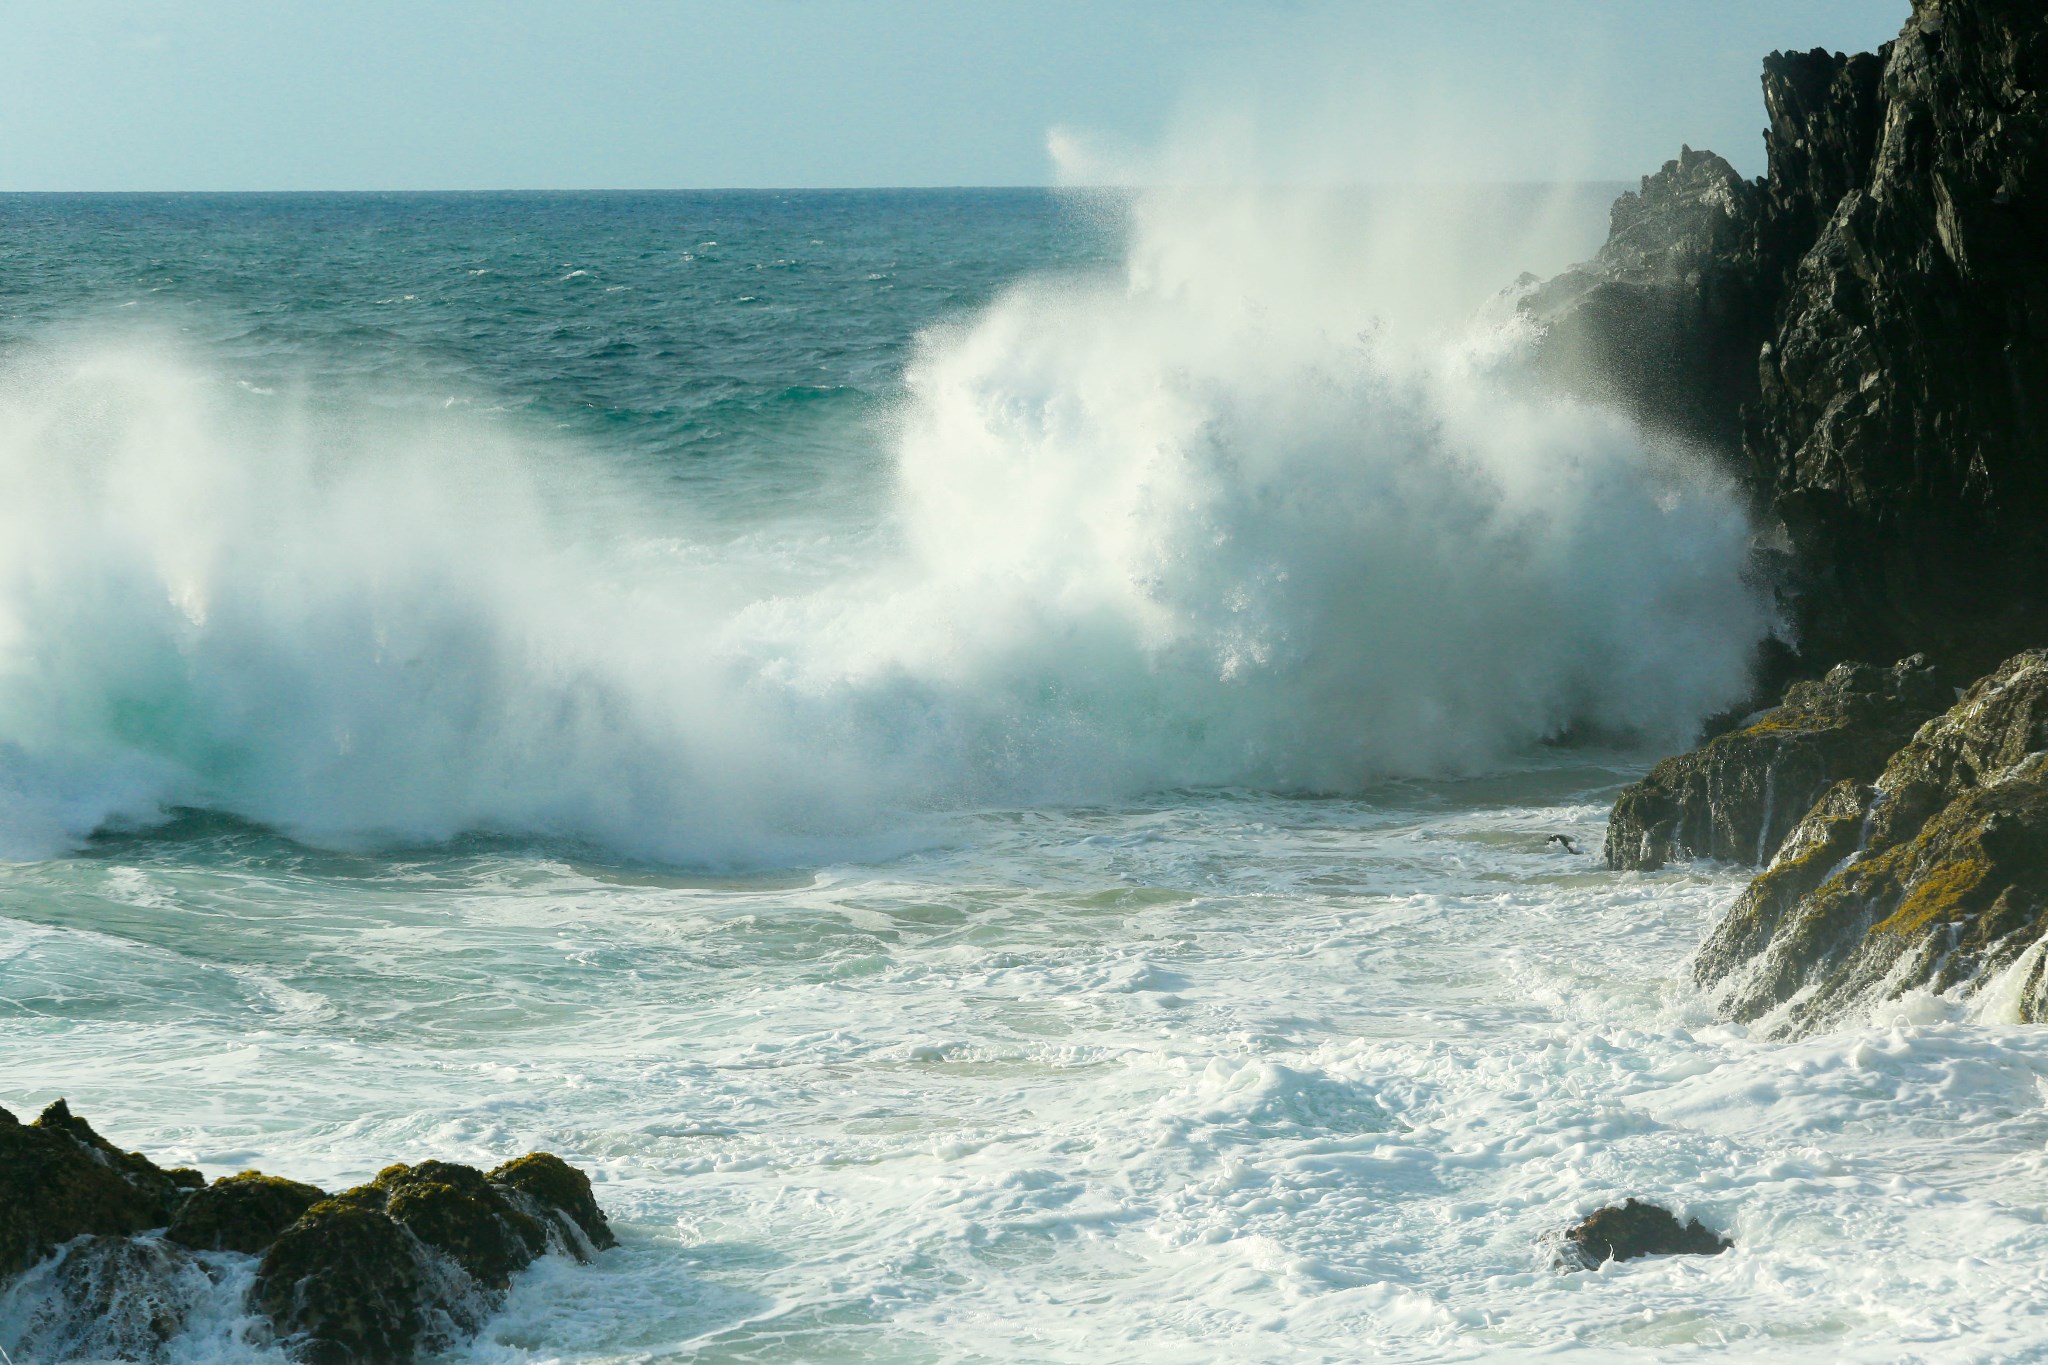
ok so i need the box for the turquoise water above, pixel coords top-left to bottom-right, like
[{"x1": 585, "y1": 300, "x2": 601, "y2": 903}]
[{"x1": 6, "y1": 188, "x2": 2044, "y2": 1362}]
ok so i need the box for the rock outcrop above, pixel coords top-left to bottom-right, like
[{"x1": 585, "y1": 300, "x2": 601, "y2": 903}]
[
  {"x1": 0, "y1": 1103, "x2": 616, "y2": 1365},
  {"x1": 1519, "y1": 146, "x2": 1772, "y2": 452},
  {"x1": 1524, "y1": 0, "x2": 2048, "y2": 675},
  {"x1": 256, "y1": 1155, "x2": 617, "y2": 1365},
  {"x1": 0, "y1": 1100, "x2": 202, "y2": 1278},
  {"x1": 1606, "y1": 655, "x2": 1948, "y2": 871},
  {"x1": 1755, "y1": 1, "x2": 2048, "y2": 671},
  {"x1": 1562, "y1": 1199, "x2": 1732, "y2": 1268},
  {"x1": 1694, "y1": 650, "x2": 2048, "y2": 1034}
]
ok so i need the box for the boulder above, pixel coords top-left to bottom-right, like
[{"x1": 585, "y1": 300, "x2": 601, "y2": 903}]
[
  {"x1": 1695, "y1": 649, "x2": 2048, "y2": 1033},
  {"x1": 255, "y1": 1154, "x2": 615, "y2": 1365},
  {"x1": 0, "y1": 1101, "x2": 203, "y2": 1278},
  {"x1": 166, "y1": 1170, "x2": 328, "y2": 1255},
  {"x1": 1606, "y1": 655, "x2": 1949, "y2": 870},
  {"x1": 1563, "y1": 1199, "x2": 1732, "y2": 1267},
  {"x1": 488, "y1": 1152, "x2": 619, "y2": 1254}
]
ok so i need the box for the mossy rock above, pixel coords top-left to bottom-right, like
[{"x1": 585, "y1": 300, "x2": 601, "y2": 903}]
[
  {"x1": 252, "y1": 1152, "x2": 617, "y2": 1363},
  {"x1": 254, "y1": 1200, "x2": 432, "y2": 1365},
  {"x1": 1695, "y1": 650, "x2": 2048, "y2": 1033},
  {"x1": 488, "y1": 1152, "x2": 618, "y2": 1254},
  {"x1": 374, "y1": 1160, "x2": 549, "y2": 1290},
  {"x1": 165, "y1": 1170, "x2": 327, "y2": 1255},
  {"x1": 1605, "y1": 655, "x2": 1948, "y2": 871},
  {"x1": 0, "y1": 1101, "x2": 198, "y2": 1280}
]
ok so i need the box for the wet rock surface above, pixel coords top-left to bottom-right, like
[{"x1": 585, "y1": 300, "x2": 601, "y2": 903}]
[
  {"x1": 1563, "y1": 1199, "x2": 1732, "y2": 1267},
  {"x1": 255, "y1": 1154, "x2": 615, "y2": 1364},
  {"x1": 1605, "y1": 655, "x2": 1949, "y2": 871},
  {"x1": 0, "y1": 1102, "x2": 616, "y2": 1364},
  {"x1": 0, "y1": 1100, "x2": 202, "y2": 1278},
  {"x1": 166, "y1": 1170, "x2": 328, "y2": 1255},
  {"x1": 1695, "y1": 650, "x2": 2048, "y2": 1034}
]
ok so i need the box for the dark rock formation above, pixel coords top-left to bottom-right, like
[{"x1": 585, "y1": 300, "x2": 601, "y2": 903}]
[
  {"x1": 0, "y1": 1102, "x2": 616, "y2": 1365},
  {"x1": 490, "y1": 1151, "x2": 620, "y2": 1254},
  {"x1": 166, "y1": 1170, "x2": 328, "y2": 1255},
  {"x1": 1524, "y1": 0, "x2": 2048, "y2": 674},
  {"x1": 255, "y1": 1155, "x2": 616, "y2": 1365},
  {"x1": 1755, "y1": 2, "x2": 2048, "y2": 671},
  {"x1": 0, "y1": 1234, "x2": 220, "y2": 1364},
  {"x1": 1563, "y1": 1200, "x2": 1732, "y2": 1267},
  {"x1": 1695, "y1": 650, "x2": 2048, "y2": 1033},
  {"x1": 1606, "y1": 655, "x2": 1949, "y2": 870},
  {"x1": 0, "y1": 1100, "x2": 202, "y2": 1277},
  {"x1": 1519, "y1": 145, "x2": 1771, "y2": 452}
]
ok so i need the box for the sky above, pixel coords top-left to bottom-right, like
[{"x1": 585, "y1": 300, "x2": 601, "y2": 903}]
[{"x1": 0, "y1": 1, "x2": 1913, "y2": 191}]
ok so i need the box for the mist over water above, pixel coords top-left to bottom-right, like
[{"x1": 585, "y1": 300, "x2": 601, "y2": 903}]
[{"x1": 0, "y1": 185, "x2": 1765, "y2": 863}]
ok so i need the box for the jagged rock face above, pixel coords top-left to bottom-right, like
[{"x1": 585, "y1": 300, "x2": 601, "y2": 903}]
[
  {"x1": 1755, "y1": 1, "x2": 2048, "y2": 670},
  {"x1": 1605, "y1": 655, "x2": 1948, "y2": 871},
  {"x1": 1694, "y1": 650, "x2": 2048, "y2": 1034},
  {"x1": 1518, "y1": 147, "x2": 1771, "y2": 452},
  {"x1": 1521, "y1": 0, "x2": 2048, "y2": 672},
  {"x1": 0, "y1": 1101, "x2": 203, "y2": 1277}
]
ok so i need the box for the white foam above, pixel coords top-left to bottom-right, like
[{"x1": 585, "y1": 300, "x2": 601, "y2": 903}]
[{"x1": 0, "y1": 187, "x2": 1764, "y2": 865}]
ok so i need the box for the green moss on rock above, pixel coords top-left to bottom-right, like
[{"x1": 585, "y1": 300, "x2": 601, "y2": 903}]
[
  {"x1": 1605, "y1": 656, "x2": 1947, "y2": 871},
  {"x1": 1693, "y1": 650, "x2": 2048, "y2": 1033},
  {"x1": 0, "y1": 1101, "x2": 195, "y2": 1278},
  {"x1": 165, "y1": 1170, "x2": 327, "y2": 1255},
  {"x1": 488, "y1": 1152, "x2": 618, "y2": 1253}
]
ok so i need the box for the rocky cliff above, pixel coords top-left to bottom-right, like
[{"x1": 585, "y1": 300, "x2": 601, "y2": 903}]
[{"x1": 1526, "y1": 0, "x2": 2048, "y2": 675}]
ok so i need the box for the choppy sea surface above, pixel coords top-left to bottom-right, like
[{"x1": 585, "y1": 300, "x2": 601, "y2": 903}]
[{"x1": 4, "y1": 190, "x2": 2047, "y2": 1363}]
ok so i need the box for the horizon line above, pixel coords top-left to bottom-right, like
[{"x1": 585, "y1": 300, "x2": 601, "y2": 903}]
[{"x1": 0, "y1": 179, "x2": 1637, "y2": 197}]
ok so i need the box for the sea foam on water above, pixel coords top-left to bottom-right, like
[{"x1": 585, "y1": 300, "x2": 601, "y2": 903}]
[{"x1": 0, "y1": 184, "x2": 1765, "y2": 864}]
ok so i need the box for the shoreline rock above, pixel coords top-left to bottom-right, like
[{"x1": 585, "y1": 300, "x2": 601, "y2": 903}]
[
  {"x1": 0, "y1": 1103, "x2": 616, "y2": 1364},
  {"x1": 1694, "y1": 650, "x2": 2048, "y2": 1034},
  {"x1": 1605, "y1": 655, "x2": 1948, "y2": 871}
]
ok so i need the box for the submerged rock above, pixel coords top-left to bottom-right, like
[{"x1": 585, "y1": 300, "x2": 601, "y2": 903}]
[
  {"x1": 1695, "y1": 650, "x2": 2048, "y2": 1033},
  {"x1": 1563, "y1": 1199, "x2": 1732, "y2": 1267},
  {"x1": 0, "y1": 1233, "x2": 225, "y2": 1364},
  {"x1": 0, "y1": 1100, "x2": 203, "y2": 1278},
  {"x1": 1605, "y1": 655, "x2": 1949, "y2": 871}
]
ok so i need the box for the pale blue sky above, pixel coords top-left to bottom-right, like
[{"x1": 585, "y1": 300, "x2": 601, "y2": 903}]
[{"x1": 0, "y1": 1, "x2": 1911, "y2": 190}]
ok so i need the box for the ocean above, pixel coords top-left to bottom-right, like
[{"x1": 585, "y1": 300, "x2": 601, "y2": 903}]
[{"x1": 4, "y1": 188, "x2": 2046, "y2": 1362}]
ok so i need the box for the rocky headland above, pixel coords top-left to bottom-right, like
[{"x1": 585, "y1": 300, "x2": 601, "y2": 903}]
[
  {"x1": 0, "y1": 1100, "x2": 615, "y2": 1363},
  {"x1": 1528, "y1": 0, "x2": 2048, "y2": 1035}
]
